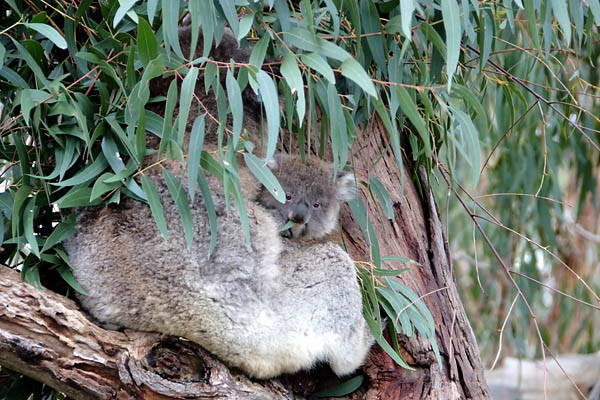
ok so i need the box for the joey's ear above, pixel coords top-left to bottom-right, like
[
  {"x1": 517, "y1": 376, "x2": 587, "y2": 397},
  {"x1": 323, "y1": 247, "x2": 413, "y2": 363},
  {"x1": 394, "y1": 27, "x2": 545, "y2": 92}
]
[
  {"x1": 336, "y1": 171, "x2": 357, "y2": 202},
  {"x1": 266, "y1": 157, "x2": 278, "y2": 170},
  {"x1": 266, "y1": 153, "x2": 282, "y2": 170},
  {"x1": 266, "y1": 153, "x2": 290, "y2": 170}
]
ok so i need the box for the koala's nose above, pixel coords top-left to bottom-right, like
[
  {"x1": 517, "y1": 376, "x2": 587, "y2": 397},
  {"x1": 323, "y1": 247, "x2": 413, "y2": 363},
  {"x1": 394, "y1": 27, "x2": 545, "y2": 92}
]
[{"x1": 291, "y1": 201, "x2": 309, "y2": 223}]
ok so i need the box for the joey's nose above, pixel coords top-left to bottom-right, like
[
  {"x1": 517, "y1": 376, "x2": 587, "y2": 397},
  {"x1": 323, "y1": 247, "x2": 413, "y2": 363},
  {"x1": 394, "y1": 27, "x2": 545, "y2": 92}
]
[{"x1": 291, "y1": 201, "x2": 309, "y2": 223}]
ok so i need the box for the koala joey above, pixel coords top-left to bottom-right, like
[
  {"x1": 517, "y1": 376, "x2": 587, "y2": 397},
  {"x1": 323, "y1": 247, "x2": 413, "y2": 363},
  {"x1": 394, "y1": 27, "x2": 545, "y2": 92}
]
[
  {"x1": 64, "y1": 26, "x2": 372, "y2": 380},
  {"x1": 259, "y1": 154, "x2": 356, "y2": 240}
]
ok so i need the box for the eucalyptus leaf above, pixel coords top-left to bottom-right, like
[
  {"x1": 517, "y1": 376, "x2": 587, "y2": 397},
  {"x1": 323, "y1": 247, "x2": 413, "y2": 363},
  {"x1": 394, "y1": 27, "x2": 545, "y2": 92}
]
[
  {"x1": 395, "y1": 86, "x2": 431, "y2": 157},
  {"x1": 340, "y1": 58, "x2": 377, "y2": 97},
  {"x1": 441, "y1": 0, "x2": 461, "y2": 90},
  {"x1": 299, "y1": 53, "x2": 335, "y2": 84},
  {"x1": 197, "y1": 170, "x2": 217, "y2": 256},
  {"x1": 23, "y1": 196, "x2": 39, "y2": 258},
  {"x1": 382, "y1": 256, "x2": 421, "y2": 266},
  {"x1": 57, "y1": 187, "x2": 103, "y2": 208},
  {"x1": 450, "y1": 105, "x2": 481, "y2": 187},
  {"x1": 163, "y1": 169, "x2": 194, "y2": 248},
  {"x1": 313, "y1": 375, "x2": 363, "y2": 397},
  {"x1": 113, "y1": 0, "x2": 138, "y2": 27},
  {"x1": 400, "y1": 0, "x2": 415, "y2": 38},
  {"x1": 90, "y1": 172, "x2": 122, "y2": 201},
  {"x1": 41, "y1": 214, "x2": 76, "y2": 252},
  {"x1": 369, "y1": 177, "x2": 394, "y2": 220},
  {"x1": 278, "y1": 220, "x2": 296, "y2": 232},
  {"x1": 188, "y1": 115, "x2": 206, "y2": 201},
  {"x1": 243, "y1": 153, "x2": 285, "y2": 203},
  {"x1": 280, "y1": 53, "x2": 306, "y2": 126},
  {"x1": 178, "y1": 67, "x2": 200, "y2": 144},
  {"x1": 141, "y1": 175, "x2": 169, "y2": 240},
  {"x1": 217, "y1": 0, "x2": 239, "y2": 38},
  {"x1": 159, "y1": 80, "x2": 178, "y2": 156},
  {"x1": 225, "y1": 69, "x2": 243, "y2": 146},
  {"x1": 257, "y1": 71, "x2": 280, "y2": 162},
  {"x1": 25, "y1": 23, "x2": 67, "y2": 49},
  {"x1": 238, "y1": 14, "x2": 254, "y2": 41},
  {"x1": 137, "y1": 17, "x2": 158, "y2": 65},
  {"x1": 162, "y1": 0, "x2": 183, "y2": 58},
  {"x1": 57, "y1": 265, "x2": 89, "y2": 295},
  {"x1": 51, "y1": 154, "x2": 108, "y2": 187},
  {"x1": 551, "y1": 0, "x2": 571, "y2": 45},
  {"x1": 249, "y1": 35, "x2": 270, "y2": 68}
]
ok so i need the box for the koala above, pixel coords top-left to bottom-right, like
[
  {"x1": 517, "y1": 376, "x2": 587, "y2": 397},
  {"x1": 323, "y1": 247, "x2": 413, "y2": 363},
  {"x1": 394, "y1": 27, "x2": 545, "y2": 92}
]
[
  {"x1": 258, "y1": 154, "x2": 356, "y2": 240},
  {"x1": 63, "y1": 26, "x2": 372, "y2": 380},
  {"x1": 65, "y1": 162, "x2": 372, "y2": 378}
]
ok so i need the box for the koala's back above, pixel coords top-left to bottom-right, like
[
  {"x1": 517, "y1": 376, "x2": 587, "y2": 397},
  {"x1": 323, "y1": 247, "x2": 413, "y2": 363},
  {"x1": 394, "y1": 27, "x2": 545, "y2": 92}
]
[{"x1": 65, "y1": 168, "x2": 282, "y2": 348}]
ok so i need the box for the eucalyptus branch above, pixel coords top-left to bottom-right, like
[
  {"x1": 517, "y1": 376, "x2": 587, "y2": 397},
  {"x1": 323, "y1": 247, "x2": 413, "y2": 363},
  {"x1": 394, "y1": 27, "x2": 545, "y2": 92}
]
[
  {"x1": 464, "y1": 43, "x2": 600, "y2": 153},
  {"x1": 0, "y1": 50, "x2": 126, "y2": 134}
]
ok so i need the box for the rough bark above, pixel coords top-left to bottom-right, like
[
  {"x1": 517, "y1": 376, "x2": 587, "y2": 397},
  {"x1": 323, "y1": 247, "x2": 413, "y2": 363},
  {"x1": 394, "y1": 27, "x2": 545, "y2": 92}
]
[{"x1": 0, "y1": 117, "x2": 490, "y2": 399}]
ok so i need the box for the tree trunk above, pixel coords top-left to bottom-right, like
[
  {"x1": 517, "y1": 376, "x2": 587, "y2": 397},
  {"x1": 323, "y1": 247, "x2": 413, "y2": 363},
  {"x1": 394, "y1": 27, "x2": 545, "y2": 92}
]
[
  {"x1": 0, "y1": 117, "x2": 489, "y2": 399},
  {"x1": 343, "y1": 119, "x2": 490, "y2": 399}
]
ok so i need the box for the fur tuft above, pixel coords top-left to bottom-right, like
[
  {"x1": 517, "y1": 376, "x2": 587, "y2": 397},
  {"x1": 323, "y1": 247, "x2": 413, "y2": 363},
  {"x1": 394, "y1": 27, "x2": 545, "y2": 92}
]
[{"x1": 335, "y1": 171, "x2": 357, "y2": 202}]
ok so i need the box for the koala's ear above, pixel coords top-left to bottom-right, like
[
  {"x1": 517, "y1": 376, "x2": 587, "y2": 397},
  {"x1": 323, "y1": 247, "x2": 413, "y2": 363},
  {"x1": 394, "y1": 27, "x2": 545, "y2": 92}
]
[
  {"x1": 266, "y1": 153, "x2": 282, "y2": 170},
  {"x1": 266, "y1": 157, "x2": 278, "y2": 170},
  {"x1": 266, "y1": 153, "x2": 291, "y2": 170},
  {"x1": 336, "y1": 171, "x2": 357, "y2": 202}
]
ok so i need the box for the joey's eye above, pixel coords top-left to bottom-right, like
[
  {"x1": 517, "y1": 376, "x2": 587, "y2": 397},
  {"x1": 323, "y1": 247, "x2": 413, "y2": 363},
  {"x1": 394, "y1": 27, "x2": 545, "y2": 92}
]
[
  {"x1": 313, "y1": 202, "x2": 321, "y2": 208},
  {"x1": 285, "y1": 194, "x2": 292, "y2": 201}
]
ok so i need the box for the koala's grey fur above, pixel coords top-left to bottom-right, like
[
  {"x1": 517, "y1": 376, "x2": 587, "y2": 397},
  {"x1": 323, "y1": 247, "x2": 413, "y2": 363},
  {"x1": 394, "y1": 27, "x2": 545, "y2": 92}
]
[{"x1": 64, "y1": 27, "x2": 372, "y2": 379}]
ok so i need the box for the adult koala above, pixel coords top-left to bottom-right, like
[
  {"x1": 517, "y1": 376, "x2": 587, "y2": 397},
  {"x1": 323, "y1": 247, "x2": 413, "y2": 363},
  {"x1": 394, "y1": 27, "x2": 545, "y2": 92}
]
[{"x1": 64, "y1": 26, "x2": 372, "y2": 379}]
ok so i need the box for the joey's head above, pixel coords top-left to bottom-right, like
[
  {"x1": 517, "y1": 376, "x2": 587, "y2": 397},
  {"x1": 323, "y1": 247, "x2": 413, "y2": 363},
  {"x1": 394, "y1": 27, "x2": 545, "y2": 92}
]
[{"x1": 258, "y1": 154, "x2": 356, "y2": 240}]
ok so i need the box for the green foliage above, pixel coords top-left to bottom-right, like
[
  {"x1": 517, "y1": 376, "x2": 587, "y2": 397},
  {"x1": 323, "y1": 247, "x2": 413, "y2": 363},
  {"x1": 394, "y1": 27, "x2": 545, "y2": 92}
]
[
  {"x1": 359, "y1": 263, "x2": 441, "y2": 371},
  {"x1": 0, "y1": 0, "x2": 599, "y2": 396},
  {"x1": 429, "y1": 0, "x2": 600, "y2": 367},
  {"x1": 313, "y1": 374, "x2": 364, "y2": 398}
]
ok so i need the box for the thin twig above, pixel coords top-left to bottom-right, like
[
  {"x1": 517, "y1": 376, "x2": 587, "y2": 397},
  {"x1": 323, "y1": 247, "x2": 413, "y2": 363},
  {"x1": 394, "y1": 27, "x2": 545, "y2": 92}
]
[
  {"x1": 480, "y1": 100, "x2": 539, "y2": 174},
  {"x1": 473, "y1": 192, "x2": 572, "y2": 207},
  {"x1": 489, "y1": 293, "x2": 519, "y2": 372},
  {"x1": 450, "y1": 177, "x2": 600, "y2": 304},
  {"x1": 492, "y1": 36, "x2": 578, "y2": 105},
  {"x1": 510, "y1": 270, "x2": 600, "y2": 310},
  {"x1": 475, "y1": 213, "x2": 600, "y2": 304}
]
